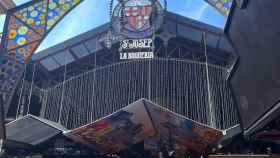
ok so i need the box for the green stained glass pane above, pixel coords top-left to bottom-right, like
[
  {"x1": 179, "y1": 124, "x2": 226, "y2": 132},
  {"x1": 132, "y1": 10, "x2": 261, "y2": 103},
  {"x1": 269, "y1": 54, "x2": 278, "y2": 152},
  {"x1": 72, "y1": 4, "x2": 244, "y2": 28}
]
[
  {"x1": 6, "y1": 16, "x2": 41, "y2": 51},
  {"x1": 14, "y1": 0, "x2": 48, "y2": 35},
  {"x1": 46, "y1": 0, "x2": 82, "y2": 31}
]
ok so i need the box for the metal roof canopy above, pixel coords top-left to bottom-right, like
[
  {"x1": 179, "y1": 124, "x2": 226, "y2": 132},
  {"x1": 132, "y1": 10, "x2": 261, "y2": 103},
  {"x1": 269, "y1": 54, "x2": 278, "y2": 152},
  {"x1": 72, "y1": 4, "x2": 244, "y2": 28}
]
[{"x1": 5, "y1": 115, "x2": 66, "y2": 146}]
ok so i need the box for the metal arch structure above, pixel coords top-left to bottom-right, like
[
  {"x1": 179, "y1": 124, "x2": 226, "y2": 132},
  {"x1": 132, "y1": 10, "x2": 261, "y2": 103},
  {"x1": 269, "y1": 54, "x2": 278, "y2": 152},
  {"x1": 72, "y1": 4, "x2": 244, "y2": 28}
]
[
  {"x1": 0, "y1": 0, "x2": 85, "y2": 117},
  {"x1": 0, "y1": 0, "x2": 233, "y2": 118},
  {"x1": 0, "y1": 0, "x2": 237, "y2": 155}
]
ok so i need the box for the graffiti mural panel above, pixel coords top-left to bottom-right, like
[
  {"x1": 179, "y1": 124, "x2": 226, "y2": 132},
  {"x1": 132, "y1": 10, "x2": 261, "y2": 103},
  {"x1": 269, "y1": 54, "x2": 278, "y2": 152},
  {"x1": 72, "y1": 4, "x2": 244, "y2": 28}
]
[
  {"x1": 144, "y1": 100, "x2": 224, "y2": 153},
  {"x1": 66, "y1": 100, "x2": 155, "y2": 154}
]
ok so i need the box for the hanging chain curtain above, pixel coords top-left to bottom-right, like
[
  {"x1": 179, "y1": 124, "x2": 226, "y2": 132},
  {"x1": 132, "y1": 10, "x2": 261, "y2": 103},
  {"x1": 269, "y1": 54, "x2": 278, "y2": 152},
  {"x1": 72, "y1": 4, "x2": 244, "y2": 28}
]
[{"x1": 34, "y1": 58, "x2": 239, "y2": 130}]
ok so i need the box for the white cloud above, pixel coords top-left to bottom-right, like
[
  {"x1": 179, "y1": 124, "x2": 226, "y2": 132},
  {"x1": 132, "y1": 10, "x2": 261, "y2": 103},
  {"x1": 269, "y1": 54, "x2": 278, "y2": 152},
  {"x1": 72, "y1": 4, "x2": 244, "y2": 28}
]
[
  {"x1": 13, "y1": 0, "x2": 31, "y2": 6},
  {"x1": 193, "y1": 3, "x2": 208, "y2": 20},
  {"x1": 168, "y1": 0, "x2": 209, "y2": 21},
  {"x1": 0, "y1": 15, "x2": 6, "y2": 33}
]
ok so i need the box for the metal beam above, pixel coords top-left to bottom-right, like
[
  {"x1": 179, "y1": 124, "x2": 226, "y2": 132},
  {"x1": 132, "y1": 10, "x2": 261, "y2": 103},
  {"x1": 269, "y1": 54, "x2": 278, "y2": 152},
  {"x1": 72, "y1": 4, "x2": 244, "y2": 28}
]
[{"x1": 0, "y1": 0, "x2": 15, "y2": 15}]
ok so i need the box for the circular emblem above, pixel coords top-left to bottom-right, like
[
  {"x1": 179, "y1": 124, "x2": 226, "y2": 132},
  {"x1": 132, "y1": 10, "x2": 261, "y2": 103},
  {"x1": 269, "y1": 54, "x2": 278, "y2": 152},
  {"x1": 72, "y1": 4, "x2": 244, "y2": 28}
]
[{"x1": 112, "y1": 0, "x2": 164, "y2": 39}]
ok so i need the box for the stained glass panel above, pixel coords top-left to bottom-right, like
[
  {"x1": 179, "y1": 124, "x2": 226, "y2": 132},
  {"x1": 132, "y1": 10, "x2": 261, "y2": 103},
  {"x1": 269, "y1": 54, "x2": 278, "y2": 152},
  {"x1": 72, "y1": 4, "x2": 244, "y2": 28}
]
[
  {"x1": 204, "y1": 0, "x2": 233, "y2": 16},
  {"x1": 7, "y1": 41, "x2": 39, "y2": 62},
  {"x1": 14, "y1": 0, "x2": 48, "y2": 35},
  {"x1": 46, "y1": 0, "x2": 82, "y2": 31},
  {"x1": 6, "y1": 16, "x2": 41, "y2": 51}
]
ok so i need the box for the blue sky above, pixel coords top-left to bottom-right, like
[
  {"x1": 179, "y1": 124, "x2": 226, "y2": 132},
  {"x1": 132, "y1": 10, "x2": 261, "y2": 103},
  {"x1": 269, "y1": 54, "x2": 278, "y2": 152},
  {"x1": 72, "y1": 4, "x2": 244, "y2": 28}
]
[{"x1": 0, "y1": 0, "x2": 227, "y2": 53}]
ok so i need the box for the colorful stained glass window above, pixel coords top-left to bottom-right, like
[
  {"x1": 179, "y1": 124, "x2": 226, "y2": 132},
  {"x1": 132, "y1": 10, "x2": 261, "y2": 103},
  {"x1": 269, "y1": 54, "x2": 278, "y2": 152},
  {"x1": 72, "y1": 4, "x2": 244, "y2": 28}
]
[
  {"x1": 6, "y1": 16, "x2": 41, "y2": 51},
  {"x1": 46, "y1": 0, "x2": 81, "y2": 31},
  {"x1": 204, "y1": 0, "x2": 233, "y2": 16},
  {"x1": 2, "y1": 0, "x2": 83, "y2": 62},
  {"x1": 7, "y1": 41, "x2": 39, "y2": 62},
  {"x1": 14, "y1": 0, "x2": 48, "y2": 35}
]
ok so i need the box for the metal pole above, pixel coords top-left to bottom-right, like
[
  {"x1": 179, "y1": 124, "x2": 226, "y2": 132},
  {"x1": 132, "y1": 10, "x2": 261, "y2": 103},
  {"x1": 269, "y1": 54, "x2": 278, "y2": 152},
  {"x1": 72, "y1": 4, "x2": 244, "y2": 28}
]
[
  {"x1": 0, "y1": 94, "x2": 6, "y2": 157},
  {"x1": 203, "y1": 32, "x2": 216, "y2": 128}
]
